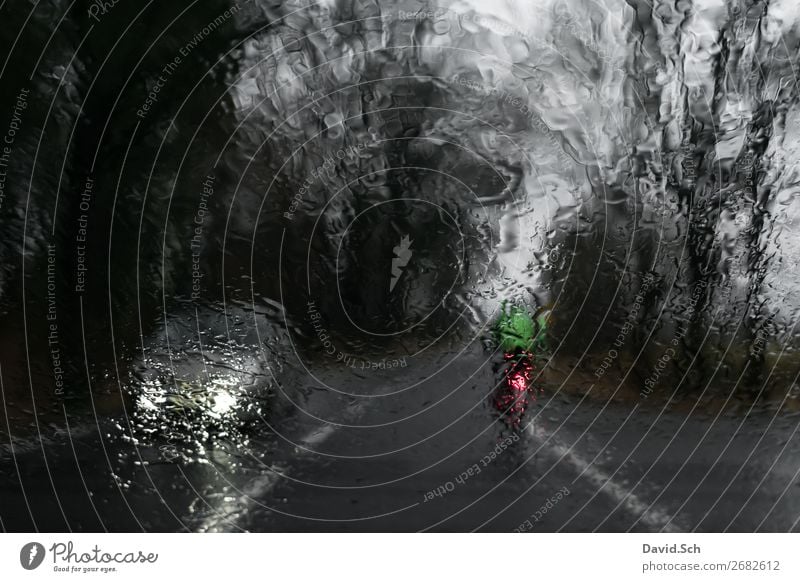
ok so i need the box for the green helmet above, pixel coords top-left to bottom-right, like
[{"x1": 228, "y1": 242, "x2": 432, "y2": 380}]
[{"x1": 494, "y1": 302, "x2": 548, "y2": 353}]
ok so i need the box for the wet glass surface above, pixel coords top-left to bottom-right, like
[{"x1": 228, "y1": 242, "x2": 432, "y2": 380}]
[{"x1": 1, "y1": 0, "x2": 800, "y2": 532}]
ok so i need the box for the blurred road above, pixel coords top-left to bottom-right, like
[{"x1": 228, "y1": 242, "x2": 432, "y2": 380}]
[{"x1": 3, "y1": 332, "x2": 800, "y2": 533}]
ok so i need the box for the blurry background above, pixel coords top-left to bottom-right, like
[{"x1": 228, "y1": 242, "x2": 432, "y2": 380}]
[{"x1": 1, "y1": 0, "x2": 800, "y2": 532}]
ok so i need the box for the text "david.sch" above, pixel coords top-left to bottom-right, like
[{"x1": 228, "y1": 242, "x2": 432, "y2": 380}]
[{"x1": 643, "y1": 543, "x2": 701, "y2": 554}]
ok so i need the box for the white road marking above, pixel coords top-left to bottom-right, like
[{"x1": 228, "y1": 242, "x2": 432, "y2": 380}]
[{"x1": 526, "y1": 422, "x2": 680, "y2": 531}]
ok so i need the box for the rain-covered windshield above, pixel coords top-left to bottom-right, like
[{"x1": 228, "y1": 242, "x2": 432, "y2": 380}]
[{"x1": 1, "y1": 0, "x2": 800, "y2": 533}]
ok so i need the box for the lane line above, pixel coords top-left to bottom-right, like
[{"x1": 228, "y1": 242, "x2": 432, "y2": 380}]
[{"x1": 526, "y1": 422, "x2": 680, "y2": 532}]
